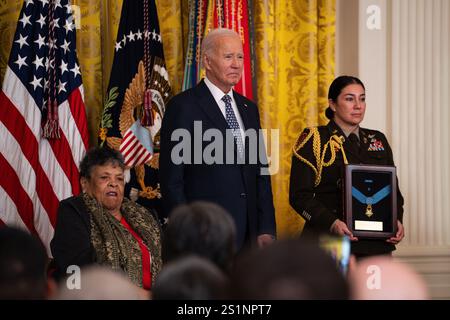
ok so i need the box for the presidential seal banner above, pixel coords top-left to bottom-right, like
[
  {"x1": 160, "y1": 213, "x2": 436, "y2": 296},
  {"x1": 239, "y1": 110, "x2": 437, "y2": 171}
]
[{"x1": 99, "y1": 0, "x2": 171, "y2": 224}]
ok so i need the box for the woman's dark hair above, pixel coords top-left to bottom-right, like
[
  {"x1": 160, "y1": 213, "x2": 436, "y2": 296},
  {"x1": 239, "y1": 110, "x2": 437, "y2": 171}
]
[
  {"x1": 325, "y1": 75, "x2": 365, "y2": 119},
  {"x1": 79, "y1": 147, "x2": 125, "y2": 179},
  {"x1": 162, "y1": 201, "x2": 236, "y2": 274},
  {"x1": 153, "y1": 256, "x2": 228, "y2": 300},
  {"x1": 230, "y1": 239, "x2": 349, "y2": 299},
  {"x1": 0, "y1": 227, "x2": 48, "y2": 299}
]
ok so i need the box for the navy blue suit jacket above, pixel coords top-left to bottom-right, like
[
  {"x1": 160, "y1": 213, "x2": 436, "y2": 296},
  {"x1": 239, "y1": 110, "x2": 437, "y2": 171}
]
[{"x1": 159, "y1": 80, "x2": 276, "y2": 249}]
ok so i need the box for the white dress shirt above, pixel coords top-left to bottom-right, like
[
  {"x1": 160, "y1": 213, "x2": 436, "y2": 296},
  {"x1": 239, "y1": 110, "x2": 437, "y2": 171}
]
[{"x1": 204, "y1": 77, "x2": 246, "y2": 146}]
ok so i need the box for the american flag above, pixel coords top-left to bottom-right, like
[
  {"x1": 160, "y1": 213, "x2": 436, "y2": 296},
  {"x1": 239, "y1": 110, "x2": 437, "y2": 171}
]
[
  {"x1": 120, "y1": 120, "x2": 153, "y2": 167},
  {"x1": 0, "y1": 0, "x2": 89, "y2": 255}
]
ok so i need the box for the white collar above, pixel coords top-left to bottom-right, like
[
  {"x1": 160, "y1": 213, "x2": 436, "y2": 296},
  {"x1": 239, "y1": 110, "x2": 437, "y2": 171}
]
[{"x1": 204, "y1": 77, "x2": 234, "y2": 104}]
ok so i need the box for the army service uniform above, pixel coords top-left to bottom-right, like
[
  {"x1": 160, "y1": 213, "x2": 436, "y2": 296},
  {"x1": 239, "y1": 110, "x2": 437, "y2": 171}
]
[{"x1": 289, "y1": 120, "x2": 404, "y2": 255}]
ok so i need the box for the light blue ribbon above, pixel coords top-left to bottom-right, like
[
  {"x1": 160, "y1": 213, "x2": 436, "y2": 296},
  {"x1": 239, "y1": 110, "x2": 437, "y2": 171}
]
[{"x1": 352, "y1": 185, "x2": 391, "y2": 205}]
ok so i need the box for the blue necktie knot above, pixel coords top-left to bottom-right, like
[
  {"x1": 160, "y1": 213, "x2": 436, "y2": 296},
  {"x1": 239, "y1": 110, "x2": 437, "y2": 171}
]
[{"x1": 222, "y1": 94, "x2": 232, "y2": 104}]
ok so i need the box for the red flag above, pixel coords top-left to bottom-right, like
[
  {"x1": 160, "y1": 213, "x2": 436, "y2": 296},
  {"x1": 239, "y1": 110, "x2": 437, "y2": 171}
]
[
  {"x1": 0, "y1": 0, "x2": 89, "y2": 255},
  {"x1": 182, "y1": 0, "x2": 256, "y2": 100}
]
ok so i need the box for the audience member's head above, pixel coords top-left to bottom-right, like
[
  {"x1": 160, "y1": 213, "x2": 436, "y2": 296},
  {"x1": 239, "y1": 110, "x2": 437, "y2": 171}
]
[
  {"x1": 54, "y1": 265, "x2": 143, "y2": 300},
  {"x1": 230, "y1": 239, "x2": 349, "y2": 299},
  {"x1": 152, "y1": 255, "x2": 228, "y2": 300},
  {"x1": 163, "y1": 201, "x2": 236, "y2": 272},
  {"x1": 0, "y1": 226, "x2": 48, "y2": 299},
  {"x1": 349, "y1": 256, "x2": 429, "y2": 300}
]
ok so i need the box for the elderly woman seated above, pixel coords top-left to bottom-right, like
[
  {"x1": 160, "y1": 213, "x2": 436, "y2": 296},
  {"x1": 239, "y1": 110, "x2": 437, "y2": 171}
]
[{"x1": 50, "y1": 147, "x2": 162, "y2": 292}]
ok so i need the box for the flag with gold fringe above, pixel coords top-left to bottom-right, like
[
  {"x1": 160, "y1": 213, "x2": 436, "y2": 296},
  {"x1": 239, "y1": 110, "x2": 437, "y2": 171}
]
[
  {"x1": 99, "y1": 0, "x2": 171, "y2": 224},
  {"x1": 182, "y1": 0, "x2": 256, "y2": 100},
  {"x1": 0, "y1": 0, "x2": 89, "y2": 254}
]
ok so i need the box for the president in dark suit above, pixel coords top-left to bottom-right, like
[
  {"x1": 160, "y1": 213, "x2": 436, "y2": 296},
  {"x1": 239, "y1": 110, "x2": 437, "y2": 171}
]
[{"x1": 160, "y1": 28, "x2": 276, "y2": 250}]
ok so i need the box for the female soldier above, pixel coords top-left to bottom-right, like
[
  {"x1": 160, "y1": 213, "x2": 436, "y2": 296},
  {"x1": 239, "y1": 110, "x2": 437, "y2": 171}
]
[{"x1": 289, "y1": 76, "x2": 404, "y2": 257}]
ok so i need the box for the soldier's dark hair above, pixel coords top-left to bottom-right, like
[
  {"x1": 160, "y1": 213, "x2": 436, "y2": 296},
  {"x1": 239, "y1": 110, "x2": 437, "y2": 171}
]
[
  {"x1": 79, "y1": 146, "x2": 125, "y2": 179},
  {"x1": 325, "y1": 76, "x2": 365, "y2": 119}
]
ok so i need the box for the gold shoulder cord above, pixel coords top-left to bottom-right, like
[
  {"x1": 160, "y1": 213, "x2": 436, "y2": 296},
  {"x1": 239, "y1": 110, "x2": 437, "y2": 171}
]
[{"x1": 293, "y1": 128, "x2": 349, "y2": 187}]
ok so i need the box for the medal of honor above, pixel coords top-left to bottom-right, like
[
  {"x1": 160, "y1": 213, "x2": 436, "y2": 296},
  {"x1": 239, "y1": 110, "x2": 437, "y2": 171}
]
[
  {"x1": 352, "y1": 185, "x2": 391, "y2": 218},
  {"x1": 365, "y1": 204, "x2": 373, "y2": 217}
]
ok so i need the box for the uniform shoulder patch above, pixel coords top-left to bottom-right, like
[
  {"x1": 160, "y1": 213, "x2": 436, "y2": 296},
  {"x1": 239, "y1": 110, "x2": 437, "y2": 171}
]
[
  {"x1": 297, "y1": 129, "x2": 309, "y2": 145},
  {"x1": 293, "y1": 127, "x2": 315, "y2": 152}
]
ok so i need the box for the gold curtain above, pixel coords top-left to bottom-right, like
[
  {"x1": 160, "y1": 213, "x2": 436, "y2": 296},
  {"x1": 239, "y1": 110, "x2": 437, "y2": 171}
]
[
  {"x1": 0, "y1": 0, "x2": 23, "y2": 84},
  {"x1": 253, "y1": 0, "x2": 335, "y2": 237},
  {"x1": 0, "y1": 0, "x2": 334, "y2": 237}
]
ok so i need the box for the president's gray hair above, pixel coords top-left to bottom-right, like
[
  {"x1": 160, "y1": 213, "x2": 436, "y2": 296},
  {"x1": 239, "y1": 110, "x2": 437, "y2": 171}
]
[{"x1": 201, "y1": 28, "x2": 241, "y2": 57}]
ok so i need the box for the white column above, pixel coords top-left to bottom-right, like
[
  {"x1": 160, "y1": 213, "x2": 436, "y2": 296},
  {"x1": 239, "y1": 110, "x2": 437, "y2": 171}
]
[
  {"x1": 391, "y1": 0, "x2": 450, "y2": 249},
  {"x1": 358, "y1": 0, "x2": 387, "y2": 134},
  {"x1": 390, "y1": 0, "x2": 450, "y2": 299}
]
